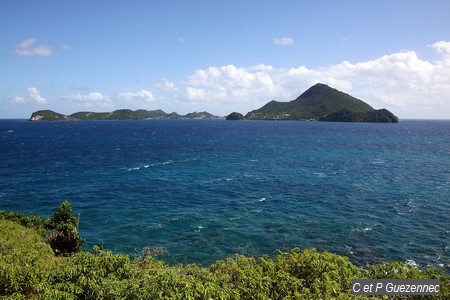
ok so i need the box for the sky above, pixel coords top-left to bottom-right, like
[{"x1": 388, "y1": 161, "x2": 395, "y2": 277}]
[{"x1": 1, "y1": 0, "x2": 450, "y2": 119}]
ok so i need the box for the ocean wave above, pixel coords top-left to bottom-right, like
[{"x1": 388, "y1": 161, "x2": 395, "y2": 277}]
[
  {"x1": 124, "y1": 160, "x2": 174, "y2": 172},
  {"x1": 313, "y1": 172, "x2": 327, "y2": 178},
  {"x1": 146, "y1": 224, "x2": 165, "y2": 230},
  {"x1": 352, "y1": 227, "x2": 372, "y2": 233},
  {"x1": 372, "y1": 158, "x2": 385, "y2": 164}
]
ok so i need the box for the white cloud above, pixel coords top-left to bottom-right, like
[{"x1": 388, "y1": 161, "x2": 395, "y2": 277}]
[
  {"x1": 186, "y1": 64, "x2": 289, "y2": 106},
  {"x1": 273, "y1": 37, "x2": 294, "y2": 46},
  {"x1": 430, "y1": 41, "x2": 450, "y2": 54},
  {"x1": 182, "y1": 41, "x2": 450, "y2": 118},
  {"x1": 27, "y1": 87, "x2": 48, "y2": 104},
  {"x1": 61, "y1": 92, "x2": 111, "y2": 109},
  {"x1": 186, "y1": 87, "x2": 207, "y2": 100},
  {"x1": 61, "y1": 90, "x2": 156, "y2": 109},
  {"x1": 9, "y1": 95, "x2": 26, "y2": 104},
  {"x1": 9, "y1": 87, "x2": 47, "y2": 104},
  {"x1": 13, "y1": 38, "x2": 53, "y2": 57},
  {"x1": 155, "y1": 77, "x2": 178, "y2": 91},
  {"x1": 117, "y1": 90, "x2": 155, "y2": 102},
  {"x1": 63, "y1": 92, "x2": 109, "y2": 102}
]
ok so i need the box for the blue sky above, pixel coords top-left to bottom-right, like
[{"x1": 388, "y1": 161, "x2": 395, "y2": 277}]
[{"x1": 1, "y1": 0, "x2": 450, "y2": 119}]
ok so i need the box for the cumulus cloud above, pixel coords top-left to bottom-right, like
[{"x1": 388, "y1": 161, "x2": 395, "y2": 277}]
[
  {"x1": 62, "y1": 92, "x2": 109, "y2": 102},
  {"x1": 154, "y1": 77, "x2": 178, "y2": 91},
  {"x1": 27, "y1": 87, "x2": 48, "y2": 104},
  {"x1": 186, "y1": 64, "x2": 290, "y2": 106},
  {"x1": 117, "y1": 90, "x2": 155, "y2": 102},
  {"x1": 9, "y1": 87, "x2": 48, "y2": 104},
  {"x1": 182, "y1": 41, "x2": 450, "y2": 118},
  {"x1": 186, "y1": 87, "x2": 207, "y2": 100},
  {"x1": 61, "y1": 92, "x2": 111, "y2": 109},
  {"x1": 273, "y1": 37, "x2": 294, "y2": 46},
  {"x1": 13, "y1": 38, "x2": 53, "y2": 57},
  {"x1": 61, "y1": 90, "x2": 157, "y2": 109}
]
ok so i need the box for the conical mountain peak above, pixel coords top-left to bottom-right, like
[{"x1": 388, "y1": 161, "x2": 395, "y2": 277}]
[{"x1": 243, "y1": 83, "x2": 398, "y2": 122}]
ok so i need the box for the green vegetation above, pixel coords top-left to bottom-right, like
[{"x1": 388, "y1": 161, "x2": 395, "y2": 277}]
[
  {"x1": 320, "y1": 108, "x2": 399, "y2": 123},
  {"x1": 29, "y1": 109, "x2": 222, "y2": 121},
  {"x1": 45, "y1": 200, "x2": 84, "y2": 256},
  {"x1": 183, "y1": 111, "x2": 218, "y2": 119},
  {"x1": 244, "y1": 83, "x2": 399, "y2": 122},
  {"x1": 0, "y1": 220, "x2": 61, "y2": 298},
  {"x1": 30, "y1": 110, "x2": 71, "y2": 121},
  {"x1": 0, "y1": 203, "x2": 448, "y2": 299},
  {"x1": 226, "y1": 112, "x2": 246, "y2": 120},
  {"x1": 69, "y1": 111, "x2": 111, "y2": 120},
  {"x1": 0, "y1": 209, "x2": 47, "y2": 238}
]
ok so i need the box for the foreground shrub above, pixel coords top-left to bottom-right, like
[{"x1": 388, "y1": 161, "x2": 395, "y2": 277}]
[
  {"x1": 45, "y1": 201, "x2": 84, "y2": 256},
  {"x1": 0, "y1": 209, "x2": 47, "y2": 238},
  {"x1": 273, "y1": 248, "x2": 363, "y2": 299},
  {"x1": 1, "y1": 206, "x2": 448, "y2": 299},
  {"x1": 0, "y1": 220, "x2": 68, "y2": 298}
]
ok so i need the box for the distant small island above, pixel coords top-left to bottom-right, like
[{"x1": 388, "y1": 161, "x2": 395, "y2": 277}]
[
  {"x1": 29, "y1": 109, "x2": 223, "y2": 121},
  {"x1": 30, "y1": 83, "x2": 399, "y2": 123},
  {"x1": 227, "y1": 83, "x2": 399, "y2": 123}
]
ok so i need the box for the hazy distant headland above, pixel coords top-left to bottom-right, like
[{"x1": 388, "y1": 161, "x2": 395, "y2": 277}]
[{"x1": 30, "y1": 83, "x2": 399, "y2": 123}]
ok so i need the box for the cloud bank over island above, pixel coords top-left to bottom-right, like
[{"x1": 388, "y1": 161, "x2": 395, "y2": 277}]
[{"x1": 180, "y1": 41, "x2": 450, "y2": 118}]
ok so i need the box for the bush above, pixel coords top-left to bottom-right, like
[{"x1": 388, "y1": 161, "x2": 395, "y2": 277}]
[
  {"x1": 0, "y1": 209, "x2": 47, "y2": 238},
  {"x1": 1, "y1": 205, "x2": 449, "y2": 299},
  {"x1": 45, "y1": 201, "x2": 84, "y2": 256},
  {"x1": 0, "y1": 220, "x2": 69, "y2": 298}
]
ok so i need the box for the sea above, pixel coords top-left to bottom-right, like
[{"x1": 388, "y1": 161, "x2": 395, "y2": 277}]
[{"x1": 0, "y1": 119, "x2": 449, "y2": 271}]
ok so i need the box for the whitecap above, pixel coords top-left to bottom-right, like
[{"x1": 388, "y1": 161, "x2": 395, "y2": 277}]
[
  {"x1": 345, "y1": 245, "x2": 354, "y2": 255},
  {"x1": 259, "y1": 197, "x2": 266, "y2": 202},
  {"x1": 405, "y1": 259, "x2": 418, "y2": 267},
  {"x1": 372, "y1": 159, "x2": 385, "y2": 164},
  {"x1": 352, "y1": 227, "x2": 372, "y2": 233},
  {"x1": 314, "y1": 172, "x2": 327, "y2": 178},
  {"x1": 125, "y1": 166, "x2": 141, "y2": 171},
  {"x1": 146, "y1": 224, "x2": 165, "y2": 230}
]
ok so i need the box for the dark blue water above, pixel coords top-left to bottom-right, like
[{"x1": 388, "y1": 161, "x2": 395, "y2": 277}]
[{"x1": 0, "y1": 119, "x2": 449, "y2": 271}]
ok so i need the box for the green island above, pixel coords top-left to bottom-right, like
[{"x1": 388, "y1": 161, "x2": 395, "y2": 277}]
[
  {"x1": 228, "y1": 83, "x2": 399, "y2": 123},
  {"x1": 29, "y1": 109, "x2": 222, "y2": 122},
  {"x1": 30, "y1": 84, "x2": 398, "y2": 123},
  {"x1": 1, "y1": 201, "x2": 447, "y2": 299}
]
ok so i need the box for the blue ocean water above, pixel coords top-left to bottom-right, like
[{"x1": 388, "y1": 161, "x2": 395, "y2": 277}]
[{"x1": 0, "y1": 119, "x2": 449, "y2": 271}]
